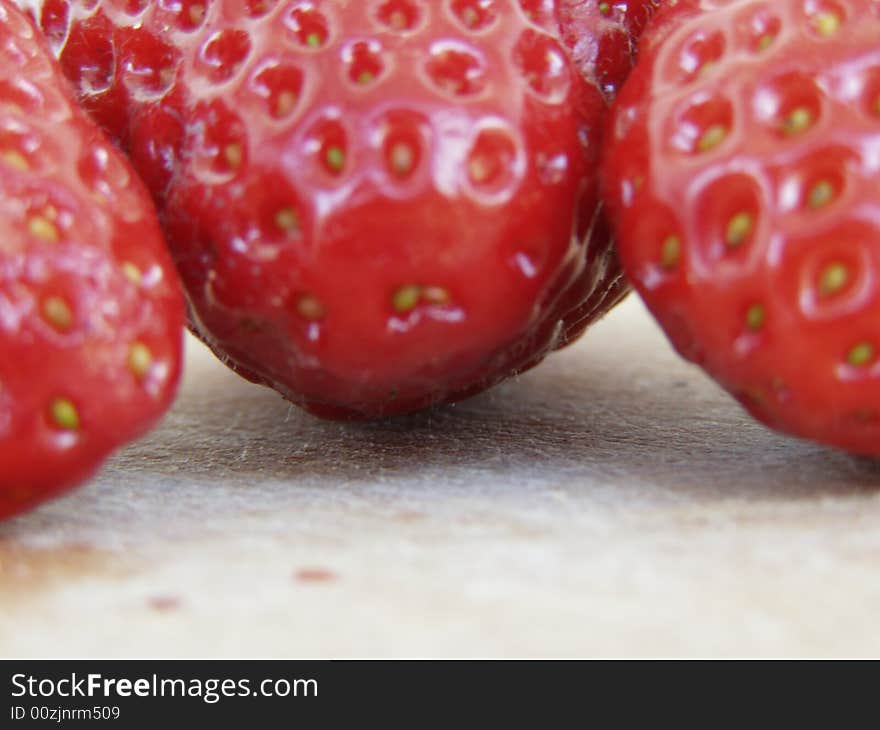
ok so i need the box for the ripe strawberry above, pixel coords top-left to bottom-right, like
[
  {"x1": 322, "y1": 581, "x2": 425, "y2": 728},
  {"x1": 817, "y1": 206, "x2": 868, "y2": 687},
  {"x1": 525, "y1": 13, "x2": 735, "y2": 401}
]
[
  {"x1": 0, "y1": 0, "x2": 184, "y2": 517},
  {"x1": 604, "y1": 0, "x2": 880, "y2": 454},
  {"x1": 559, "y1": 0, "x2": 661, "y2": 99},
  {"x1": 20, "y1": 0, "x2": 655, "y2": 419}
]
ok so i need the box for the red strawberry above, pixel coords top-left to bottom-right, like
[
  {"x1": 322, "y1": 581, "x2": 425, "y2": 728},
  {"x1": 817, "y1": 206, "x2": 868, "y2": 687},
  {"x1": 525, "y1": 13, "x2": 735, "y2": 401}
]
[
  {"x1": 604, "y1": 0, "x2": 880, "y2": 454},
  {"x1": 21, "y1": 0, "x2": 655, "y2": 419},
  {"x1": 0, "y1": 0, "x2": 184, "y2": 518},
  {"x1": 558, "y1": 0, "x2": 661, "y2": 99}
]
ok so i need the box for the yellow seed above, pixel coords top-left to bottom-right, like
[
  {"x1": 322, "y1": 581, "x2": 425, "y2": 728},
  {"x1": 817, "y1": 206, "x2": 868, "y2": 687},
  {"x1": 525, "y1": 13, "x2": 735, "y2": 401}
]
[
  {"x1": 812, "y1": 11, "x2": 841, "y2": 37},
  {"x1": 660, "y1": 235, "x2": 681, "y2": 270},
  {"x1": 819, "y1": 262, "x2": 849, "y2": 297},
  {"x1": 745, "y1": 304, "x2": 765, "y2": 331},
  {"x1": 393, "y1": 285, "x2": 421, "y2": 313},
  {"x1": 357, "y1": 71, "x2": 375, "y2": 85},
  {"x1": 726, "y1": 212, "x2": 754, "y2": 247},
  {"x1": 50, "y1": 398, "x2": 79, "y2": 430},
  {"x1": 224, "y1": 143, "x2": 243, "y2": 169},
  {"x1": 389, "y1": 10, "x2": 407, "y2": 30},
  {"x1": 122, "y1": 262, "x2": 143, "y2": 285},
  {"x1": 275, "y1": 89, "x2": 297, "y2": 117},
  {"x1": 274, "y1": 207, "x2": 300, "y2": 233},
  {"x1": 297, "y1": 294, "x2": 326, "y2": 321},
  {"x1": 808, "y1": 179, "x2": 834, "y2": 209},
  {"x1": 188, "y1": 3, "x2": 205, "y2": 24},
  {"x1": 697, "y1": 124, "x2": 727, "y2": 152},
  {"x1": 27, "y1": 215, "x2": 59, "y2": 242},
  {"x1": 698, "y1": 61, "x2": 717, "y2": 77},
  {"x1": 461, "y1": 6, "x2": 479, "y2": 26},
  {"x1": 306, "y1": 32, "x2": 322, "y2": 48},
  {"x1": 783, "y1": 107, "x2": 813, "y2": 136},
  {"x1": 757, "y1": 34, "x2": 775, "y2": 51},
  {"x1": 42, "y1": 296, "x2": 73, "y2": 331},
  {"x1": 389, "y1": 142, "x2": 415, "y2": 176},
  {"x1": 1, "y1": 150, "x2": 29, "y2": 170},
  {"x1": 128, "y1": 342, "x2": 153, "y2": 379},
  {"x1": 873, "y1": 94, "x2": 880, "y2": 117},
  {"x1": 599, "y1": 2, "x2": 611, "y2": 16},
  {"x1": 469, "y1": 156, "x2": 491, "y2": 183},
  {"x1": 847, "y1": 342, "x2": 875, "y2": 367},
  {"x1": 325, "y1": 146, "x2": 345, "y2": 172}
]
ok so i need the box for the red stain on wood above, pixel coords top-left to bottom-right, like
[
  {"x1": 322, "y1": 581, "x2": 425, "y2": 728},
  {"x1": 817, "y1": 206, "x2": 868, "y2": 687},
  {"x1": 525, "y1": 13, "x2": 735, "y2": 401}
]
[{"x1": 294, "y1": 568, "x2": 337, "y2": 583}]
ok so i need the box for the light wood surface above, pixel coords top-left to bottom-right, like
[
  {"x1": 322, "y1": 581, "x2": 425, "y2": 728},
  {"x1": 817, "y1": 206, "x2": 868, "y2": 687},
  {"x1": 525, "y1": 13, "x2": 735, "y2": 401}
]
[{"x1": 2, "y1": 297, "x2": 879, "y2": 658}]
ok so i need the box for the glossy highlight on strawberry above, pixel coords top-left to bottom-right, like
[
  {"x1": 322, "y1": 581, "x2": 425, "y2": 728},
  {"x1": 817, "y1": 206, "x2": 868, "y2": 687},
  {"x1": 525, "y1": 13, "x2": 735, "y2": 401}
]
[
  {"x1": 604, "y1": 0, "x2": 880, "y2": 454},
  {"x1": 18, "y1": 0, "x2": 656, "y2": 419},
  {"x1": 0, "y1": 0, "x2": 184, "y2": 517}
]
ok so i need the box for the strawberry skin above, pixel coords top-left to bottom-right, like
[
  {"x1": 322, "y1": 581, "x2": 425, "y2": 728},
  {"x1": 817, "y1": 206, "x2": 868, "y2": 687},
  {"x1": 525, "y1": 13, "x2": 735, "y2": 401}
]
[
  {"x1": 559, "y1": 0, "x2": 661, "y2": 99},
  {"x1": 19, "y1": 0, "x2": 655, "y2": 419},
  {"x1": 604, "y1": 0, "x2": 880, "y2": 454},
  {"x1": 0, "y1": 0, "x2": 184, "y2": 517}
]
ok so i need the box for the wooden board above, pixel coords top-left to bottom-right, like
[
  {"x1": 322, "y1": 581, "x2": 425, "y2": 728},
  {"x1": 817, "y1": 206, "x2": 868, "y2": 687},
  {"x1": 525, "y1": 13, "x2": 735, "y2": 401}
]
[{"x1": 2, "y1": 297, "x2": 879, "y2": 658}]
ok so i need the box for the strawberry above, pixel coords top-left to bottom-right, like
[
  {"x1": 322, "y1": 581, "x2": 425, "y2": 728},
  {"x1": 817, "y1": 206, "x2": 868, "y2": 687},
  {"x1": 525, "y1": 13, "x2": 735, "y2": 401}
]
[
  {"x1": 603, "y1": 0, "x2": 880, "y2": 454},
  {"x1": 559, "y1": 0, "x2": 661, "y2": 99},
  {"x1": 20, "y1": 0, "x2": 655, "y2": 419},
  {"x1": 0, "y1": 0, "x2": 184, "y2": 518}
]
